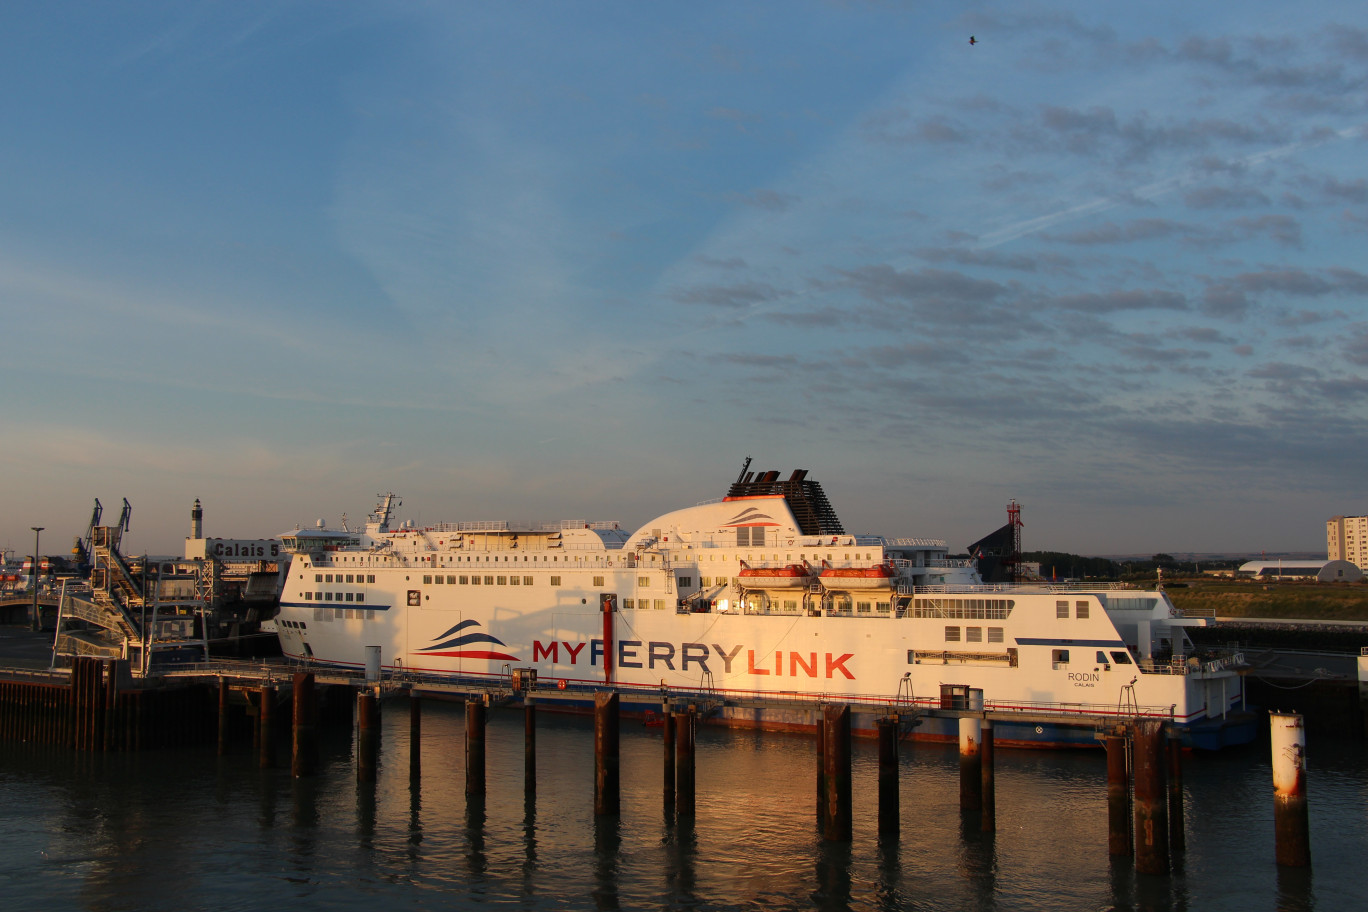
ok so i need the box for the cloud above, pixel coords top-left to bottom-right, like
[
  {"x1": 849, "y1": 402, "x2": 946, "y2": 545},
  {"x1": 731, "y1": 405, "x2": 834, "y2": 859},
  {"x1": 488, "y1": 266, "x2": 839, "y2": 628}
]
[
  {"x1": 731, "y1": 189, "x2": 800, "y2": 212},
  {"x1": 862, "y1": 111, "x2": 971, "y2": 145},
  {"x1": 1226, "y1": 214, "x2": 1302, "y2": 247},
  {"x1": 1183, "y1": 186, "x2": 1271, "y2": 209},
  {"x1": 834, "y1": 265, "x2": 1007, "y2": 308},
  {"x1": 1054, "y1": 289, "x2": 1189, "y2": 313},
  {"x1": 1044, "y1": 218, "x2": 1189, "y2": 245},
  {"x1": 668, "y1": 281, "x2": 790, "y2": 308},
  {"x1": 913, "y1": 246, "x2": 1053, "y2": 273}
]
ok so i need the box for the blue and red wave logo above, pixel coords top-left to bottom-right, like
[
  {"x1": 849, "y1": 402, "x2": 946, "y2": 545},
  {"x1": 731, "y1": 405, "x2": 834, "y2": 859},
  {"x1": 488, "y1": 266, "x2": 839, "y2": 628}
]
[{"x1": 417, "y1": 620, "x2": 520, "y2": 662}]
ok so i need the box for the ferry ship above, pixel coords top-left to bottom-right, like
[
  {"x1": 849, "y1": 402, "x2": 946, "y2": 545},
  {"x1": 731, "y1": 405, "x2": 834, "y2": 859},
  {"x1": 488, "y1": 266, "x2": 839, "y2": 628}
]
[{"x1": 272, "y1": 467, "x2": 1253, "y2": 749}]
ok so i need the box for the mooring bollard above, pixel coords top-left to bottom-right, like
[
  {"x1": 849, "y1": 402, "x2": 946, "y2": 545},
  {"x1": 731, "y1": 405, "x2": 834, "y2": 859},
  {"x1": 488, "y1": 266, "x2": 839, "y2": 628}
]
[
  {"x1": 524, "y1": 697, "x2": 536, "y2": 795},
  {"x1": 959, "y1": 689, "x2": 983, "y2": 813},
  {"x1": 980, "y1": 718, "x2": 996, "y2": 833},
  {"x1": 1167, "y1": 727, "x2": 1185, "y2": 853},
  {"x1": 1132, "y1": 720, "x2": 1170, "y2": 875},
  {"x1": 466, "y1": 698, "x2": 486, "y2": 798},
  {"x1": 594, "y1": 692, "x2": 620, "y2": 816},
  {"x1": 673, "y1": 710, "x2": 695, "y2": 817},
  {"x1": 293, "y1": 673, "x2": 317, "y2": 777},
  {"x1": 356, "y1": 690, "x2": 378, "y2": 783},
  {"x1": 823, "y1": 703, "x2": 852, "y2": 841},
  {"x1": 1105, "y1": 731, "x2": 1132, "y2": 856},
  {"x1": 1270, "y1": 711, "x2": 1311, "y2": 867},
  {"x1": 877, "y1": 716, "x2": 899, "y2": 840}
]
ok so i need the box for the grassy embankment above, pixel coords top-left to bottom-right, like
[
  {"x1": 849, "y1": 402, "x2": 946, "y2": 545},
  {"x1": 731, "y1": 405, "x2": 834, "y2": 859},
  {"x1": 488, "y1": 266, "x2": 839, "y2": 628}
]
[{"x1": 1157, "y1": 579, "x2": 1368, "y2": 622}]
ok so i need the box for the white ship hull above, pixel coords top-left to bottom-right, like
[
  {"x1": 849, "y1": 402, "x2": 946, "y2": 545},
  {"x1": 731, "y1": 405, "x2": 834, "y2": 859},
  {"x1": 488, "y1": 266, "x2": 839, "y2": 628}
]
[{"x1": 273, "y1": 475, "x2": 1252, "y2": 748}]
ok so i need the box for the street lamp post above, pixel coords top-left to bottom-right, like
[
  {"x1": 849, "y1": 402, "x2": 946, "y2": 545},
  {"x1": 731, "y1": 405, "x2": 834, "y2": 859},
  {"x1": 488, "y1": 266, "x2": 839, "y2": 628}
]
[{"x1": 30, "y1": 526, "x2": 44, "y2": 632}]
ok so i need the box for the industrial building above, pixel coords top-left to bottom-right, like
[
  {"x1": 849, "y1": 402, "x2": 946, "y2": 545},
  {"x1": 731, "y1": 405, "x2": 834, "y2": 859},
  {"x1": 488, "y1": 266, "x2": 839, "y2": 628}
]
[{"x1": 1236, "y1": 559, "x2": 1363, "y2": 582}]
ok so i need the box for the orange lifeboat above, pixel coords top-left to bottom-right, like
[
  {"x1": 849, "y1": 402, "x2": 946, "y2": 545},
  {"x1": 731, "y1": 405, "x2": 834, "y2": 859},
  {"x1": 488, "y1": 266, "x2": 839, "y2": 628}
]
[
  {"x1": 818, "y1": 562, "x2": 897, "y2": 590},
  {"x1": 737, "y1": 561, "x2": 811, "y2": 589}
]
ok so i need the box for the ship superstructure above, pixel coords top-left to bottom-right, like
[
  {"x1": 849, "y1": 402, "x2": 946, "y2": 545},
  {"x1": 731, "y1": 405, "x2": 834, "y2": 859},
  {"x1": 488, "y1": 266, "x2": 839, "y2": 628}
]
[{"x1": 273, "y1": 471, "x2": 1250, "y2": 748}]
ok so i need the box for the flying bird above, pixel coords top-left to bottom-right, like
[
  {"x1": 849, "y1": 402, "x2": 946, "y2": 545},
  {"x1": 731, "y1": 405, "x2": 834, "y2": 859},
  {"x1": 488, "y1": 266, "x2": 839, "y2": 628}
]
[{"x1": 969, "y1": 35, "x2": 977, "y2": 45}]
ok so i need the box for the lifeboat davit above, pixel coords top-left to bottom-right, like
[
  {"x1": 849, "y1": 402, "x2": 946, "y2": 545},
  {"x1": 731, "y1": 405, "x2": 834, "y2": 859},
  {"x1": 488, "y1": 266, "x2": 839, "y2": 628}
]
[
  {"x1": 819, "y1": 563, "x2": 897, "y2": 590},
  {"x1": 737, "y1": 562, "x2": 811, "y2": 589}
]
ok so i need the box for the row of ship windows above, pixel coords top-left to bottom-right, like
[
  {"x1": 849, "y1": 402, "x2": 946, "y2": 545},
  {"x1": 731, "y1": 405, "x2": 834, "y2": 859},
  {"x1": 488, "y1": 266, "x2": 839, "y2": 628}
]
[
  {"x1": 425, "y1": 574, "x2": 538, "y2": 586},
  {"x1": 1057, "y1": 600, "x2": 1090, "y2": 619},
  {"x1": 420, "y1": 574, "x2": 702, "y2": 589},
  {"x1": 912, "y1": 598, "x2": 1013, "y2": 620},
  {"x1": 312, "y1": 574, "x2": 376, "y2": 584},
  {"x1": 1053, "y1": 649, "x2": 1134, "y2": 666},
  {"x1": 316, "y1": 552, "x2": 877, "y2": 566},
  {"x1": 313, "y1": 607, "x2": 376, "y2": 622},
  {"x1": 945, "y1": 626, "x2": 1005, "y2": 643},
  {"x1": 303, "y1": 592, "x2": 366, "y2": 602}
]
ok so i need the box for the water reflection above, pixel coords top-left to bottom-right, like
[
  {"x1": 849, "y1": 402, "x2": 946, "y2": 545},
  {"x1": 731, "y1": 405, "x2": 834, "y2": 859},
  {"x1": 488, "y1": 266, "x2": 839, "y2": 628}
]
[
  {"x1": 521, "y1": 793, "x2": 538, "y2": 900},
  {"x1": 1275, "y1": 866, "x2": 1315, "y2": 912},
  {"x1": 664, "y1": 815, "x2": 697, "y2": 906},
  {"x1": 592, "y1": 814, "x2": 621, "y2": 910},
  {"x1": 2, "y1": 708, "x2": 1366, "y2": 911},
  {"x1": 407, "y1": 778, "x2": 423, "y2": 861},
  {"x1": 875, "y1": 839, "x2": 904, "y2": 912},
  {"x1": 465, "y1": 793, "x2": 488, "y2": 878},
  {"x1": 957, "y1": 812, "x2": 997, "y2": 911},
  {"x1": 812, "y1": 839, "x2": 852, "y2": 911}
]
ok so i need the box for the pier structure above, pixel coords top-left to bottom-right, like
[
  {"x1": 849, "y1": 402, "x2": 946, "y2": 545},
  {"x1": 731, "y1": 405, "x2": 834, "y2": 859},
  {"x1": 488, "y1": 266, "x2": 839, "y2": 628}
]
[{"x1": 0, "y1": 652, "x2": 1340, "y2": 873}]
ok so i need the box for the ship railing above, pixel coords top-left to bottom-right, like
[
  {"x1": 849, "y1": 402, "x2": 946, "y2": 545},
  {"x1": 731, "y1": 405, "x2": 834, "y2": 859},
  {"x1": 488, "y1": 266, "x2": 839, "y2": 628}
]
[
  {"x1": 975, "y1": 696, "x2": 1182, "y2": 722},
  {"x1": 434, "y1": 519, "x2": 623, "y2": 534},
  {"x1": 1136, "y1": 657, "x2": 1192, "y2": 675},
  {"x1": 884, "y1": 537, "x2": 949, "y2": 548},
  {"x1": 742, "y1": 604, "x2": 806, "y2": 617},
  {"x1": 925, "y1": 559, "x2": 977, "y2": 569},
  {"x1": 1178, "y1": 607, "x2": 1217, "y2": 618}
]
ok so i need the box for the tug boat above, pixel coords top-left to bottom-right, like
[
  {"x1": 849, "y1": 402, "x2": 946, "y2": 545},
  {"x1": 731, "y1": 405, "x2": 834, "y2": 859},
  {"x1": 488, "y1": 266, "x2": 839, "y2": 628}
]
[{"x1": 272, "y1": 466, "x2": 1254, "y2": 749}]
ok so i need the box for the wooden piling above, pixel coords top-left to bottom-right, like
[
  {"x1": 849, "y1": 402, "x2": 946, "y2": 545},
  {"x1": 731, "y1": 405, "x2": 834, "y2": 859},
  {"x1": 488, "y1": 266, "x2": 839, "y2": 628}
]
[
  {"x1": 292, "y1": 673, "x2": 317, "y2": 777},
  {"x1": 1105, "y1": 731, "x2": 1132, "y2": 856},
  {"x1": 408, "y1": 689, "x2": 421, "y2": 782},
  {"x1": 958, "y1": 716, "x2": 982, "y2": 812},
  {"x1": 816, "y1": 711, "x2": 827, "y2": 829},
  {"x1": 1132, "y1": 720, "x2": 1170, "y2": 875},
  {"x1": 673, "y1": 711, "x2": 695, "y2": 817},
  {"x1": 662, "y1": 701, "x2": 675, "y2": 810},
  {"x1": 594, "y1": 692, "x2": 620, "y2": 816},
  {"x1": 465, "y1": 698, "x2": 486, "y2": 798},
  {"x1": 356, "y1": 690, "x2": 378, "y2": 783},
  {"x1": 102, "y1": 659, "x2": 115, "y2": 752},
  {"x1": 877, "y1": 716, "x2": 899, "y2": 840},
  {"x1": 259, "y1": 684, "x2": 276, "y2": 768},
  {"x1": 523, "y1": 697, "x2": 535, "y2": 795},
  {"x1": 822, "y1": 703, "x2": 852, "y2": 841},
  {"x1": 217, "y1": 680, "x2": 230, "y2": 755},
  {"x1": 1270, "y1": 712, "x2": 1311, "y2": 868},
  {"x1": 1166, "y1": 728, "x2": 1185, "y2": 853},
  {"x1": 980, "y1": 719, "x2": 996, "y2": 833}
]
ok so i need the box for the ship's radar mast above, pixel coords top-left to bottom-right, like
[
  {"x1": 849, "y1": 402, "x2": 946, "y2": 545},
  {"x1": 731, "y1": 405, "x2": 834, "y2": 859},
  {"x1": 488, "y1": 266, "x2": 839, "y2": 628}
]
[{"x1": 371, "y1": 493, "x2": 401, "y2": 531}]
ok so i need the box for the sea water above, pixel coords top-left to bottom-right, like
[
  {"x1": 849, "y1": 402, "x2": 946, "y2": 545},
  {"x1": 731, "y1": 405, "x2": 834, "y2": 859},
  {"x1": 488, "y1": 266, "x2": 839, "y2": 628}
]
[{"x1": 0, "y1": 703, "x2": 1363, "y2": 911}]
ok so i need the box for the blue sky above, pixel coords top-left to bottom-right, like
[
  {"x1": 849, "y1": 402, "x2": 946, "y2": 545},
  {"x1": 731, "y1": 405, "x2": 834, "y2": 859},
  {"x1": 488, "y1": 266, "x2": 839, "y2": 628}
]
[{"x1": 2, "y1": 1, "x2": 1366, "y2": 559}]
